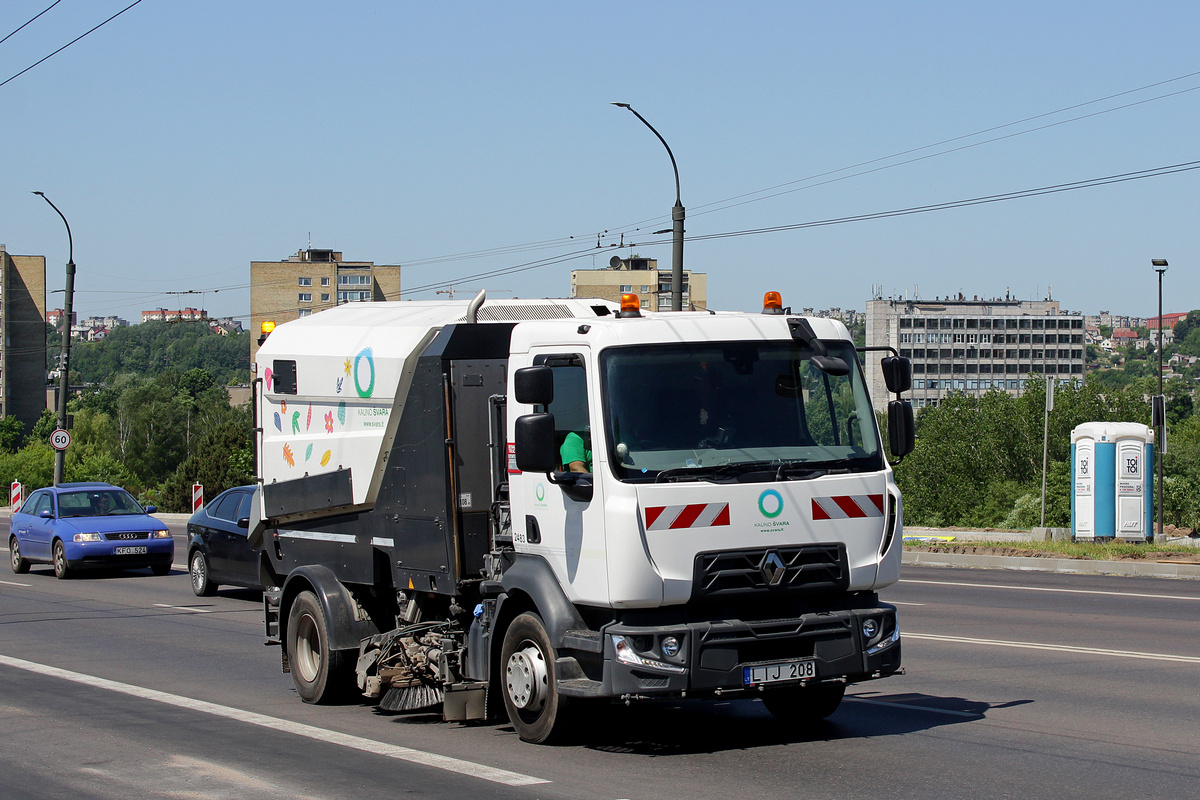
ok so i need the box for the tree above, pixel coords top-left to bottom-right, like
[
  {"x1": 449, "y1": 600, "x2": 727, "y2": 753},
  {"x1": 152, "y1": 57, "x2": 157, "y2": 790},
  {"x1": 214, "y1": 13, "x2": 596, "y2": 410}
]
[{"x1": 0, "y1": 416, "x2": 24, "y2": 453}]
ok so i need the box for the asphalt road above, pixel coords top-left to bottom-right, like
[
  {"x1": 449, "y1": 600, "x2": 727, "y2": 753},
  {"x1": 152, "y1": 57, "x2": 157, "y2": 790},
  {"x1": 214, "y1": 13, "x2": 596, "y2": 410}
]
[{"x1": 1, "y1": 554, "x2": 1198, "y2": 800}]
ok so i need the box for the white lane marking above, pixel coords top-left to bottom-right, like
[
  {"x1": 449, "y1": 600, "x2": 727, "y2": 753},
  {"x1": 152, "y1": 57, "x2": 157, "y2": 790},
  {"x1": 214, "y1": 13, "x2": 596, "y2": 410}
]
[
  {"x1": 906, "y1": 632, "x2": 1200, "y2": 664},
  {"x1": 890, "y1": 601, "x2": 926, "y2": 606},
  {"x1": 0, "y1": 653, "x2": 548, "y2": 787},
  {"x1": 153, "y1": 603, "x2": 212, "y2": 614},
  {"x1": 846, "y1": 696, "x2": 980, "y2": 717},
  {"x1": 0, "y1": 579, "x2": 32, "y2": 587},
  {"x1": 900, "y1": 578, "x2": 1200, "y2": 602}
]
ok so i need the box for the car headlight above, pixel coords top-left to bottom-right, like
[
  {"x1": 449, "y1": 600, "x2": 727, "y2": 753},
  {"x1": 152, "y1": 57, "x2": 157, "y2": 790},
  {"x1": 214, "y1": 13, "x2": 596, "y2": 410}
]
[
  {"x1": 611, "y1": 635, "x2": 686, "y2": 674},
  {"x1": 151, "y1": 530, "x2": 172, "y2": 539},
  {"x1": 73, "y1": 533, "x2": 103, "y2": 543}
]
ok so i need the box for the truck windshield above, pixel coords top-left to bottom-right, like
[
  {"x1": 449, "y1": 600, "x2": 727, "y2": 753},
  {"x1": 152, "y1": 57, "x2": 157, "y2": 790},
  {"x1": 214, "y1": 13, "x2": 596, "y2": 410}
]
[{"x1": 600, "y1": 340, "x2": 883, "y2": 482}]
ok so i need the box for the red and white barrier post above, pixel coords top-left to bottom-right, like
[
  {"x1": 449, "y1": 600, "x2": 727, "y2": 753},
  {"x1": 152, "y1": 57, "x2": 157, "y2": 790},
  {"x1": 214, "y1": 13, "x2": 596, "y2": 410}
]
[
  {"x1": 192, "y1": 483, "x2": 204, "y2": 513},
  {"x1": 10, "y1": 481, "x2": 22, "y2": 511}
]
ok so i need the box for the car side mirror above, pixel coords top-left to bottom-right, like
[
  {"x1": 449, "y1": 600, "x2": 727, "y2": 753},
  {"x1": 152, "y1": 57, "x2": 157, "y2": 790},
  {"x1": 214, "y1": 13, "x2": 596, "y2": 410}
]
[
  {"x1": 514, "y1": 366, "x2": 554, "y2": 406},
  {"x1": 237, "y1": 517, "x2": 250, "y2": 529},
  {"x1": 40, "y1": 509, "x2": 54, "y2": 519},
  {"x1": 144, "y1": 505, "x2": 158, "y2": 515},
  {"x1": 881, "y1": 356, "x2": 912, "y2": 395},
  {"x1": 514, "y1": 412, "x2": 558, "y2": 473},
  {"x1": 888, "y1": 399, "x2": 915, "y2": 459}
]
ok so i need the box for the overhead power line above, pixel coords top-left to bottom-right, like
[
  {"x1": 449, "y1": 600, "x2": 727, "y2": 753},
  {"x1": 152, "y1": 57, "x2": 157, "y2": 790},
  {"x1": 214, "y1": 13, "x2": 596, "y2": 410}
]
[
  {"x1": 0, "y1": 0, "x2": 63, "y2": 47},
  {"x1": 0, "y1": 0, "x2": 146, "y2": 90}
]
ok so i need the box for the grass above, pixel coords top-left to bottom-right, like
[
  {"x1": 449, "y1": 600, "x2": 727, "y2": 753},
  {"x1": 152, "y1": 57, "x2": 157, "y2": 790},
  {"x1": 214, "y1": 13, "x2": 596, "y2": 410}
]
[{"x1": 904, "y1": 537, "x2": 1200, "y2": 560}]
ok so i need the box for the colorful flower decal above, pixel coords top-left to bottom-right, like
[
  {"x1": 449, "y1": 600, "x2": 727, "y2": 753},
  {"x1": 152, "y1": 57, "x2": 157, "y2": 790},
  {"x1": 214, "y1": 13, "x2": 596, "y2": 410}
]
[
  {"x1": 291, "y1": 411, "x2": 301, "y2": 434},
  {"x1": 306, "y1": 404, "x2": 312, "y2": 430},
  {"x1": 282, "y1": 444, "x2": 295, "y2": 467},
  {"x1": 343, "y1": 358, "x2": 352, "y2": 376},
  {"x1": 320, "y1": 450, "x2": 331, "y2": 466},
  {"x1": 325, "y1": 411, "x2": 334, "y2": 433},
  {"x1": 305, "y1": 443, "x2": 313, "y2": 462},
  {"x1": 273, "y1": 412, "x2": 282, "y2": 432},
  {"x1": 337, "y1": 401, "x2": 346, "y2": 425}
]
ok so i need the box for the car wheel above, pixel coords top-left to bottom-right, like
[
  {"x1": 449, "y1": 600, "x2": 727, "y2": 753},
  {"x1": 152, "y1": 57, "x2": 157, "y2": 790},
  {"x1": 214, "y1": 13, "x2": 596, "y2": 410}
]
[
  {"x1": 500, "y1": 611, "x2": 573, "y2": 744},
  {"x1": 286, "y1": 590, "x2": 351, "y2": 704},
  {"x1": 10, "y1": 537, "x2": 30, "y2": 574},
  {"x1": 761, "y1": 682, "x2": 846, "y2": 722},
  {"x1": 52, "y1": 540, "x2": 71, "y2": 580},
  {"x1": 190, "y1": 551, "x2": 217, "y2": 596}
]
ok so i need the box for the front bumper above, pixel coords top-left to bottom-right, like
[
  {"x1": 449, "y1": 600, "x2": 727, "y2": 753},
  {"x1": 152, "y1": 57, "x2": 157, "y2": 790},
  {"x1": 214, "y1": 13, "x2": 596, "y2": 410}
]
[
  {"x1": 598, "y1": 604, "x2": 901, "y2": 699},
  {"x1": 65, "y1": 539, "x2": 175, "y2": 570}
]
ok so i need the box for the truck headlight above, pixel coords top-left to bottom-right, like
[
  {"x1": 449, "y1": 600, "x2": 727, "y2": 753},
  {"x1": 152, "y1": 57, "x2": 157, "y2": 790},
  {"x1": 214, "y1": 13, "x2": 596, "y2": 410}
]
[{"x1": 611, "y1": 635, "x2": 686, "y2": 674}]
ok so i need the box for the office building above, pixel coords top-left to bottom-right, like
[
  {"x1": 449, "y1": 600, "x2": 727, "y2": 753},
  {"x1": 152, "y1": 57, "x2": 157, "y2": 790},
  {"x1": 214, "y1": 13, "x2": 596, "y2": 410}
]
[
  {"x1": 250, "y1": 248, "x2": 401, "y2": 362},
  {"x1": 0, "y1": 245, "x2": 47, "y2": 431},
  {"x1": 864, "y1": 293, "x2": 1085, "y2": 412},
  {"x1": 570, "y1": 255, "x2": 707, "y2": 311}
]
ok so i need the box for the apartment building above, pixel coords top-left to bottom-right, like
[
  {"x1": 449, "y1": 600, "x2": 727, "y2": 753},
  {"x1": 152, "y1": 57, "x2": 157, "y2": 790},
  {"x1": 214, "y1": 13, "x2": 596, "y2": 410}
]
[
  {"x1": 570, "y1": 255, "x2": 707, "y2": 311},
  {"x1": 864, "y1": 294, "x2": 1086, "y2": 412},
  {"x1": 0, "y1": 245, "x2": 47, "y2": 431},
  {"x1": 250, "y1": 248, "x2": 401, "y2": 362}
]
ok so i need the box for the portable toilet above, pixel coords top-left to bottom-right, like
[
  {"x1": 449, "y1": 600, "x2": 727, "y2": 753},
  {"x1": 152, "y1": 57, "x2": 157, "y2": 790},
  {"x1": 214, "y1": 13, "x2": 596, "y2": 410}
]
[{"x1": 1070, "y1": 422, "x2": 1154, "y2": 541}]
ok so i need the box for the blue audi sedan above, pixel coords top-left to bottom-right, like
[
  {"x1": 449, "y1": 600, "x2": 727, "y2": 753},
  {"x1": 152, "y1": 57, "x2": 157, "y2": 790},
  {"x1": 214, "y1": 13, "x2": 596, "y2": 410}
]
[{"x1": 9, "y1": 482, "x2": 173, "y2": 579}]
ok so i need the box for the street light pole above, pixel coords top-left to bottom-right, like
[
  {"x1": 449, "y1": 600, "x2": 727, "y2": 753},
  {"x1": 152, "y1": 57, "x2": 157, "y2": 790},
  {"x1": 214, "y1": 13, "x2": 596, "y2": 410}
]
[
  {"x1": 1152, "y1": 258, "x2": 1169, "y2": 543},
  {"x1": 33, "y1": 191, "x2": 76, "y2": 486},
  {"x1": 611, "y1": 103, "x2": 685, "y2": 311}
]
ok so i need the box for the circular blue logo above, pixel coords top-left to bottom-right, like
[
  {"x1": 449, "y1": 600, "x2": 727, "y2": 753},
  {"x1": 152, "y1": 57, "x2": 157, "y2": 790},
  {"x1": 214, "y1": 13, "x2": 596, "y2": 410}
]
[
  {"x1": 758, "y1": 489, "x2": 784, "y2": 518},
  {"x1": 354, "y1": 348, "x2": 375, "y2": 398}
]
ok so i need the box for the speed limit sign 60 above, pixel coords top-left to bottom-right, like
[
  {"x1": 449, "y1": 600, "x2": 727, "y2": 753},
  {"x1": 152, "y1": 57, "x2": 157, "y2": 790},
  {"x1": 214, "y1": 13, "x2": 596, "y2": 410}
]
[{"x1": 50, "y1": 429, "x2": 71, "y2": 451}]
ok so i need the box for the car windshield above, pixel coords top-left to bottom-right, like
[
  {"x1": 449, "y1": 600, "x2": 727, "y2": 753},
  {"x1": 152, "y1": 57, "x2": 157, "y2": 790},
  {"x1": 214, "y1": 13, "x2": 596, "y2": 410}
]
[
  {"x1": 59, "y1": 489, "x2": 144, "y2": 517},
  {"x1": 600, "y1": 339, "x2": 883, "y2": 483}
]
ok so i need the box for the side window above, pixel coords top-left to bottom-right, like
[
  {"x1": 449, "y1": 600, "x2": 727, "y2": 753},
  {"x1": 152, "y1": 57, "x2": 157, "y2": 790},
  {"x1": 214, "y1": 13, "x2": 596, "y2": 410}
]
[
  {"x1": 544, "y1": 357, "x2": 590, "y2": 473},
  {"x1": 20, "y1": 491, "x2": 44, "y2": 516},
  {"x1": 235, "y1": 491, "x2": 253, "y2": 524},
  {"x1": 209, "y1": 492, "x2": 242, "y2": 522}
]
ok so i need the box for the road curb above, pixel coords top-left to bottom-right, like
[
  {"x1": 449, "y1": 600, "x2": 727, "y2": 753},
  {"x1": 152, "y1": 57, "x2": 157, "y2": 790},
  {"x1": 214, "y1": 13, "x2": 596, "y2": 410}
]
[{"x1": 903, "y1": 549, "x2": 1200, "y2": 579}]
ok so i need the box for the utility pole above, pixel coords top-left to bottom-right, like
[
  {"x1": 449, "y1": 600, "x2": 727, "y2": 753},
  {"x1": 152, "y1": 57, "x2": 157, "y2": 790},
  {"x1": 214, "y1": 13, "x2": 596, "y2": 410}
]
[
  {"x1": 612, "y1": 103, "x2": 685, "y2": 311},
  {"x1": 33, "y1": 192, "x2": 76, "y2": 485}
]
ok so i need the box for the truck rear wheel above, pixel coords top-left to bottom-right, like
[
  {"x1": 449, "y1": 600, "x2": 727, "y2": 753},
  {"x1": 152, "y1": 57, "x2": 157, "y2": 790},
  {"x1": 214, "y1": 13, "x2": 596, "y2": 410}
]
[
  {"x1": 762, "y1": 683, "x2": 845, "y2": 721},
  {"x1": 287, "y1": 590, "x2": 350, "y2": 704},
  {"x1": 500, "y1": 612, "x2": 571, "y2": 744}
]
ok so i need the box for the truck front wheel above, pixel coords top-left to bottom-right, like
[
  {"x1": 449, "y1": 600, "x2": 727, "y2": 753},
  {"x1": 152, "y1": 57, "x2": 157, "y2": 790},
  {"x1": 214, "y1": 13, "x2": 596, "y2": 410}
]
[
  {"x1": 762, "y1": 682, "x2": 846, "y2": 721},
  {"x1": 287, "y1": 590, "x2": 350, "y2": 704},
  {"x1": 500, "y1": 612, "x2": 571, "y2": 744}
]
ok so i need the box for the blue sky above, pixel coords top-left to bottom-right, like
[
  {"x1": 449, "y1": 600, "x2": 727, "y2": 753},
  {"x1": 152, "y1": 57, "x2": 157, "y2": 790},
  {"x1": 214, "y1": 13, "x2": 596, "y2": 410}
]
[{"x1": 3, "y1": 1, "x2": 1198, "y2": 323}]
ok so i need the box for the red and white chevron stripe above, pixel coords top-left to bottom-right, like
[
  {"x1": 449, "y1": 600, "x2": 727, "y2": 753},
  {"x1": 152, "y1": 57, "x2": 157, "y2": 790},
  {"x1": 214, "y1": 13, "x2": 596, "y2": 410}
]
[
  {"x1": 811, "y1": 494, "x2": 884, "y2": 520},
  {"x1": 645, "y1": 503, "x2": 730, "y2": 530}
]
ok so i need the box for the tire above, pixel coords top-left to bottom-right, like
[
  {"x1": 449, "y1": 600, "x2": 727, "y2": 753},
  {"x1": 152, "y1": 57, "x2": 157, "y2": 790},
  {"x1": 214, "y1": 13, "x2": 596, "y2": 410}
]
[
  {"x1": 52, "y1": 540, "x2": 71, "y2": 580},
  {"x1": 190, "y1": 551, "x2": 217, "y2": 596},
  {"x1": 500, "y1": 611, "x2": 572, "y2": 744},
  {"x1": 10, "y1": 537, "x2": 30, "y2": 574},
  {"x1": 286, "y1": 590, "x2": 350, "y2": 704},
  {"x1": 762, "y1": 682, "x2": 846, "y2": 722},
  {"x1": 151, "y1": 561, "x2": 172, "y2": 577}
]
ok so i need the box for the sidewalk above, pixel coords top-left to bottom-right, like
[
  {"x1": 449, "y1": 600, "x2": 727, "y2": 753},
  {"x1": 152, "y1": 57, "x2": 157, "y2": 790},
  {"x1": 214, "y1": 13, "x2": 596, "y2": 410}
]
[{"x1": 902, "y1": 526, "x2": 1200, "y2": 580}]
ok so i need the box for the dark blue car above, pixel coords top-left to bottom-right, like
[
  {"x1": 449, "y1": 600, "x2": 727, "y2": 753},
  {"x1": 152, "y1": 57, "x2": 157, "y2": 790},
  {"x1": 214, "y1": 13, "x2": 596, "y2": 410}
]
[
  {"x1": 9, "y1": 482, "x2": 173, "y2": 579},
  {"x1": 186, "y1": 485, "x2": 263, "y2": 596}
]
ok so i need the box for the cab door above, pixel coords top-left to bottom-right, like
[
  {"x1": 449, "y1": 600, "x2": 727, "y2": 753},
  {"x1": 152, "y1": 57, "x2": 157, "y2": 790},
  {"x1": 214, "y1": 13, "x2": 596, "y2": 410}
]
[{"x1": 517, "y1": 350, "x2": 610, "y2": 606}]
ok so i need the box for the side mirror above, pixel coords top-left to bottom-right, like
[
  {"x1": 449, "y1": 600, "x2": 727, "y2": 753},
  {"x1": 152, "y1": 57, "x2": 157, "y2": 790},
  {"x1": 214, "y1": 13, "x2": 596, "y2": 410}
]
[
  {"x1": 237, "y1": 517, "x2": 250, "y2": 529},
  {"x1": 514, "y1": 366, "x2": 554, "y2": 406},
  {"x1": 888, "y1": 399, "x2": 915, "y2": 459},
  {"x1": 144, "y1": 505, "x2": 158, "y2": 515},
  {"x1": 881, "y1": 356, "x2": 912, "y2": 395},
  {"x1": 40, "y1": 509, "x2": 54, "y2": 519},
  {"x1": 514, "y1": 412, "x2": 558, "y2": 473}
]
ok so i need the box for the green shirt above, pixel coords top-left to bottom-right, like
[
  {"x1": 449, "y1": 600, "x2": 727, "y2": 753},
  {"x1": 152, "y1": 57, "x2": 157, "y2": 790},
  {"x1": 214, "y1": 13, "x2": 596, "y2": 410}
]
[{"x1": 560, "y1": 431, "x2": 592, "y2": 472}]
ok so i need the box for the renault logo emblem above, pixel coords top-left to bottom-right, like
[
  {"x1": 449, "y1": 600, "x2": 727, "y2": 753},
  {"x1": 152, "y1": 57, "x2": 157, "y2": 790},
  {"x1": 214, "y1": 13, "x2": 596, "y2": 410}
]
[{"x1": 761, "y1": 551, "x2": 786, "y2": 586}]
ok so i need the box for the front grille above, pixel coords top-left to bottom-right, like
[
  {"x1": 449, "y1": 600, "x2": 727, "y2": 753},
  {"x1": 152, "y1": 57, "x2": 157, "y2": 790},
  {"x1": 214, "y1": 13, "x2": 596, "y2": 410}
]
[
  {"x1": 103, "y1": 532, "x2": 149, "y2": 541},
  {"x1": 692, "y1": 544, "x2": 848, "y2": 600}
]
